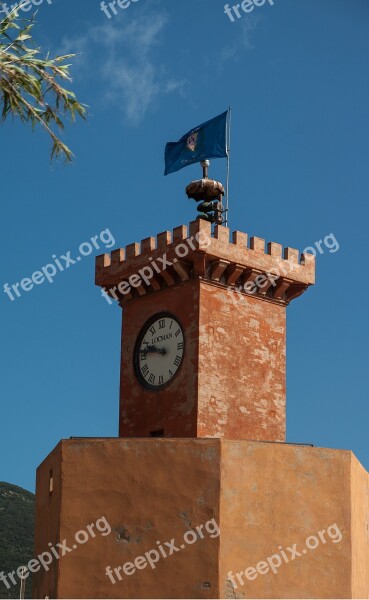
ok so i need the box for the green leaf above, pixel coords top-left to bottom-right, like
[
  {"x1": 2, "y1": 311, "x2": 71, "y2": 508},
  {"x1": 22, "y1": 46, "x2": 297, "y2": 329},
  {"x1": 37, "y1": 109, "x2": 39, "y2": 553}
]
[{"x1": 0, "y1": 4, "x2": 87, "y2": 163}]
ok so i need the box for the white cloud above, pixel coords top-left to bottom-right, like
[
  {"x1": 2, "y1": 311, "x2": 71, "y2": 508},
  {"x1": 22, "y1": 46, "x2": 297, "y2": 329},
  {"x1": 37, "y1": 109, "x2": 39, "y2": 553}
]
[
  {"x1": 61, "y1": 12, "x2": 185, "y2": 125},
  {"x1": 218, "y1": 14, "x2": 262, "y2": 69}
]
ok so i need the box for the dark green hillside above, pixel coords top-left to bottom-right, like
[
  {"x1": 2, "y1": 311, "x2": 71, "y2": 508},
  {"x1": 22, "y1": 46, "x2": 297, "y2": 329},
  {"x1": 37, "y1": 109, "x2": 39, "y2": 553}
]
[{"x1": 0, "y1": 483, "x2": 35, "y2": 599}]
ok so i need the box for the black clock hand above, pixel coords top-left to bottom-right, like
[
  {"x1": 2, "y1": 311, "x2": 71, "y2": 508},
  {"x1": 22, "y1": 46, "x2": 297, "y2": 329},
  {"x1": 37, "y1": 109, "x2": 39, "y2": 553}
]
[{"x1": 141, "y1": 345, "x2": 166, "y2": 356}]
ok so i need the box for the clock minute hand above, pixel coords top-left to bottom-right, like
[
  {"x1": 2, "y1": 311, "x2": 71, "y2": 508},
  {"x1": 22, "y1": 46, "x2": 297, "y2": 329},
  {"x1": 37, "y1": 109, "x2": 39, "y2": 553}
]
[{"x1": 141, "y1": 345, "x2": 166, "y2": 356}]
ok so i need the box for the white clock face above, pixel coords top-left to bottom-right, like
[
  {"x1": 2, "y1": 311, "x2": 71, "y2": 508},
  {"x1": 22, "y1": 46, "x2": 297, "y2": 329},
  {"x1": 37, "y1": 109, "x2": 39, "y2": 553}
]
[{"x1": 135, "y1": 314, "x2": 185, "y2": 390}]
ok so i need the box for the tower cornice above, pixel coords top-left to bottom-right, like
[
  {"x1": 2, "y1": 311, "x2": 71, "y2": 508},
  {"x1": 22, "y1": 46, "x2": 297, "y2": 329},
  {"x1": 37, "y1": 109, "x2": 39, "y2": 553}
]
[{"x1": 95, "y1": 220, "x2": 315, "y2": 306}]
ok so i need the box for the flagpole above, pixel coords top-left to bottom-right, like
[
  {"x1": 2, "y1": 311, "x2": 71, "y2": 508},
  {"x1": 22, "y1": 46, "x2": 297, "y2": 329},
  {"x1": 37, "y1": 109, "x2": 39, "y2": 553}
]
[{"x1": 225, "y1": 106, "x2": 231, "y2": 227}]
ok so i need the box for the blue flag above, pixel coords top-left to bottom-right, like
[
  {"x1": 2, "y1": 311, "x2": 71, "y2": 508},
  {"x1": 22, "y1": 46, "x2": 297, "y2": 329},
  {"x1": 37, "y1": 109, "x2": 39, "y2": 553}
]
[{"x1": 164, "y1": 111, "x2": 228, "y2": 176}]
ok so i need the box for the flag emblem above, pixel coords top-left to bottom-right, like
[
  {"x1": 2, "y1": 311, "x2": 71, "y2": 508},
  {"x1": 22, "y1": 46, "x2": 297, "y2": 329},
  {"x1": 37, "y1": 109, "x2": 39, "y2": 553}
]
[{"x1": 186, "y1": 132, "x2": 198, "y2": 152}]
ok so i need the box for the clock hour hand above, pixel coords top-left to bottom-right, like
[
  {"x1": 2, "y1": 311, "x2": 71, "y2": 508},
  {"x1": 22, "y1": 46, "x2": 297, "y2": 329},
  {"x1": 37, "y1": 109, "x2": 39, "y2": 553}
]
[{"x1": 141, "y1": 345, "x2": 166, "y2": 356}]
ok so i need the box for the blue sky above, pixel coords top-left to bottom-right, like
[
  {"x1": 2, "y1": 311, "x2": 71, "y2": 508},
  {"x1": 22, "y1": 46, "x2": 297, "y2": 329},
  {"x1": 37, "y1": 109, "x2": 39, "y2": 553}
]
[{"x1": 1, "y1": 0, "x2": 369, "y2": 493}]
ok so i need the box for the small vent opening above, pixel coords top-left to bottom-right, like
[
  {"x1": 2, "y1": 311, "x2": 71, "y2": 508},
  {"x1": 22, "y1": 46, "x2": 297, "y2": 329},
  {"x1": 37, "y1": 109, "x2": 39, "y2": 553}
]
[{"x1": 150, "y1": 429, "x2": 164, "y2": 437}]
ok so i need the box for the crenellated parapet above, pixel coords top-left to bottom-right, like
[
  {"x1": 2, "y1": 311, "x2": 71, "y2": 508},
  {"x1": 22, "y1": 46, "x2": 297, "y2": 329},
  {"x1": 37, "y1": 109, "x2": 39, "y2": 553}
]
[{"x1": 95, "y1": 220, "x2": 315, "y2": 305}]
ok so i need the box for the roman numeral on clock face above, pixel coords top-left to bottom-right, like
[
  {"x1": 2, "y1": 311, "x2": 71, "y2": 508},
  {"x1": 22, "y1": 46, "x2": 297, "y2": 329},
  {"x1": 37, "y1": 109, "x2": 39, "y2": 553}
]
[
  {"x1": 158, "y1": 319, "x2": 166, "y2": 329},
  {"x1": 148, "y1": 373, "x2": 155, "y2": 384},
  {"x1": 173, "y1": 355, "x2": 181, "y2": 367},
  {"x1": 141, "y1": 364, "x2": 149, "y2": 377},
  {"x1": 177, "y1": 342, "x2": 184, "y2": 350}
]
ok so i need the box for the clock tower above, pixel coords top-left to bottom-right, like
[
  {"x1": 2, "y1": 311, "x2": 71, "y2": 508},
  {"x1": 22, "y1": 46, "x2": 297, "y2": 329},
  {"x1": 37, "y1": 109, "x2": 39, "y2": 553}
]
[
  {"x1": 96, "y1": 219, "x2": 315, "y2": 441},
  {"x1": 33, "y1": 216, "x2": 369, "y2": 600}
]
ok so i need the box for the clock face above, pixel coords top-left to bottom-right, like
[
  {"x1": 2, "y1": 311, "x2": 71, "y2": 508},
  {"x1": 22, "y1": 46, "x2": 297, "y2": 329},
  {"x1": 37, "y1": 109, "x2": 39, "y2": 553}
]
[{"x1": 134, "y1": 314, "x2": 185, "y2": 390}]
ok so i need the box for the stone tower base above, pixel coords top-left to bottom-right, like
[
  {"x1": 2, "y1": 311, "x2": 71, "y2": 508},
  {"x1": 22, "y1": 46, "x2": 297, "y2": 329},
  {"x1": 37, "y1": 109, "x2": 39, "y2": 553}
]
[{"x1": 33, "y1": 439, "x2": 369, "y2": 599}]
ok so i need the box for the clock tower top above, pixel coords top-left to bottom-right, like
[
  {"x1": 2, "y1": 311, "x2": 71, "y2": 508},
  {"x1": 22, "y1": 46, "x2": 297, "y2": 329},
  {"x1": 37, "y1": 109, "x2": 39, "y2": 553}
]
[
  {"x1": 96, "y1": 220, "x2": 315, "y2": 305},
  {"x1": 95, "y1": 220, "x2": 315, "y2": 441}
]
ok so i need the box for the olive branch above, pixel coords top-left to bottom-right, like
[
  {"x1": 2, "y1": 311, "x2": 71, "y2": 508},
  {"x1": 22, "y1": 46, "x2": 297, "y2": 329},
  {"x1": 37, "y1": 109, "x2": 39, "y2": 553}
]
[{"x1": 0, "y1": 2, "x2": 87, "y2": 162}]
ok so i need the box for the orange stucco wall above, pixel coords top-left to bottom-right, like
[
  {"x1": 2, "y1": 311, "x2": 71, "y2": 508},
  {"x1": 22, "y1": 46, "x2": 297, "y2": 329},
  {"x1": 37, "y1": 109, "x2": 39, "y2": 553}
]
[
  {"x1": 33, "y1": 439, "x2": 369, "y2": 599},
  {"x1": 198, "y1": 282, "x2": 286, "y2": 440},
  {"x1": 219, "y1": 442, "x2": 352, "y2": 599},
  {"x1": 34, "y1": 438, "x2": 221, "y2": 599},
  {"x1": 351, "y1": 453, "x2": 369, "y2": 598},
  {"x1": 33, "y1": 442, "x2": 62, "y2": 599}
]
